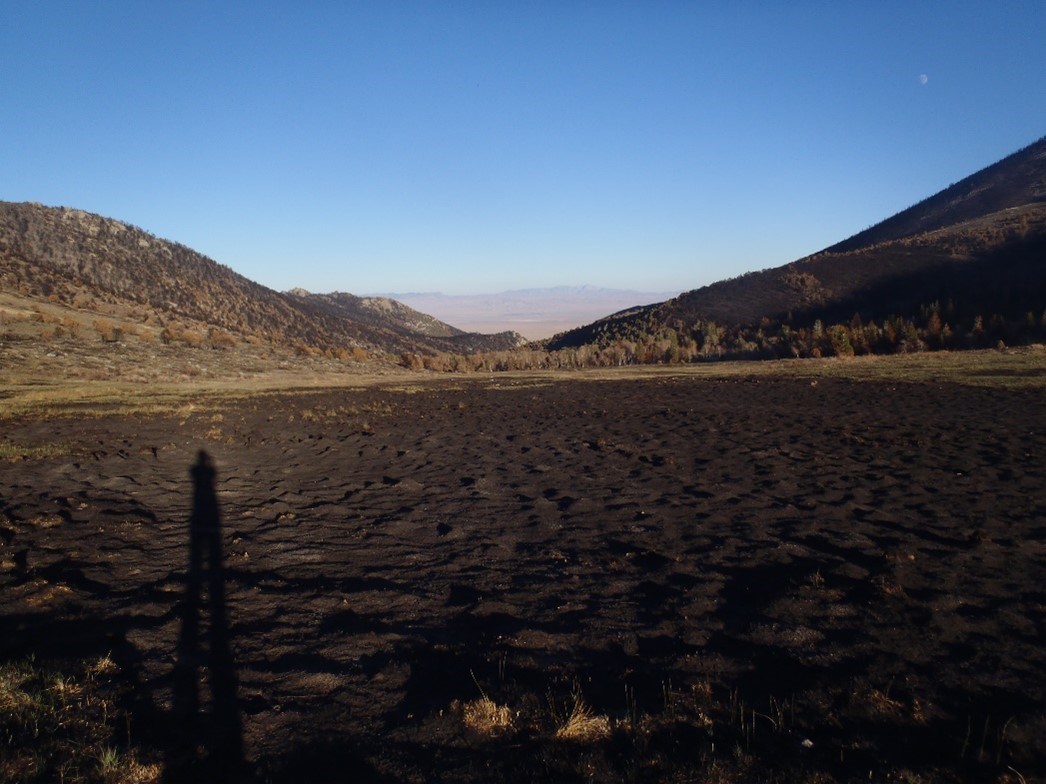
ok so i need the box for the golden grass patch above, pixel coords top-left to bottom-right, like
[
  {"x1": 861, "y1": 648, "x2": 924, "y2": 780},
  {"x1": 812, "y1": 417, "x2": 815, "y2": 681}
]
[
  {"x1": 0, "y1": 442, "x2": 70, "y2": 461},
  {"x1": 3, "y1": 347, "x2": 1044, "y2": 422},
  {"x1": 555, "y1": 696, "x2": 611, "y2": 742},
  {"x1": 458, "y1": 696, "x2": 514, "y2": 736}
]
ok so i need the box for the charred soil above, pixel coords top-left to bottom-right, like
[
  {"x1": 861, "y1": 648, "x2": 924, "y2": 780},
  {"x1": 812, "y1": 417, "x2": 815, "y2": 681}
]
[{"x1": 1, "y1": 375, "x2": 1043, "y2": 782}]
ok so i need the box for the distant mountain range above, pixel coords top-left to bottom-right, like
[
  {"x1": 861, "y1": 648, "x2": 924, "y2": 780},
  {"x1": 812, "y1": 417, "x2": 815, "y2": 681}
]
[
  {"x1": 374, "y1": 287, "x2": 680, "y2": 341},
  {"x1": 548, "y1": 136, "x2": 1046, "y2": 356}
]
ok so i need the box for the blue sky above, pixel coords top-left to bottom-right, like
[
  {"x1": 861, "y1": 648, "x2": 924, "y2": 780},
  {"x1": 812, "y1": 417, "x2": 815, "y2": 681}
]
[{"x1": 4, "y1": 2, "x2": 1044, "y2": 296}]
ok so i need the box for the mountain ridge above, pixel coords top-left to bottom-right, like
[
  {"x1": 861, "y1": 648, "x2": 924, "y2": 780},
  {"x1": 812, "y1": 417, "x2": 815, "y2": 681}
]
[
  {"x1": 4, "y1": 135, "x2": 1044, "y2": 370},
  {"x1": 547, "y1": 135, "x2": 1046, "y2": 355},
  {"x1": 0, "y1": 201, "x2": 524, "y2": 358},
  {"x1": 823, "y1": 136, "x2": 1046, "y2": 253}
]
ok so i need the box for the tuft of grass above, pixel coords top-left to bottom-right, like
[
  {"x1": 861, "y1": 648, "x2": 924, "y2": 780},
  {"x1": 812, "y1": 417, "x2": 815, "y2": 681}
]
[
  {"x1": 459, "y1": 696, "x2": 515, "y2": 737},
  {"x1": 554, "y1": 695, "x2": 611, "y2": 742},
  {"x1": 862, "y1": 687, "x2": 905, "y2": 717},
  {"x1": 87, "y1": 654, "x2": 118, "y2": 678},
  {"x1": 0, "y1": 655, "x2": 160, "y2": 783},
  {"x1": 456, "y1": 671, "x2": 515, "y2": 737}
]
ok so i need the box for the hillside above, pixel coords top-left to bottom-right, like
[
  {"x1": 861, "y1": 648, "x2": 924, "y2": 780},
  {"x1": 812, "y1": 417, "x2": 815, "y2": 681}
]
[
  {"x1": 0, "y1": 201, "x2": 522, "y2": 360},
  {"x1": 548, "y1": 136, "x2": 1046, "y2": 357},
  {"x1": 288, "y1": 290, "x2": 466, "y2": 338},
  {"x1": 825, "y1": 136, "x2": 1046, "y2": 252}
]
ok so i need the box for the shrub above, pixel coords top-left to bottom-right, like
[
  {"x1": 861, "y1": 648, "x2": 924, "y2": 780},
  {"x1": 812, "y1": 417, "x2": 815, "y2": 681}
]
[
  {"x1": 207, "y1": 328, "x2": 236, "y2": 350},
  {"x1": 92, "y1": 319, "x2": 122, "y2": 343}
]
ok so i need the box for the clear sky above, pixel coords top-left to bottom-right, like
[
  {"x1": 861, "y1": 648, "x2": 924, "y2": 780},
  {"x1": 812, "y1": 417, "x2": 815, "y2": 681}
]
[{"x1": 4, "y1": 2, "x2": 1044, "y2": 296}]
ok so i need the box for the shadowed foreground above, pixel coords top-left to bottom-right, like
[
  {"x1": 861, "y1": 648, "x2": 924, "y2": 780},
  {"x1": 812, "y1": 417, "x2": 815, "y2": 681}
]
[
  {"x1": 167, "y1": 450, "x2": 243, "y2": 781},
  {"x1": 1, "y1": 375, "x2": 1043, "y2": 782}
]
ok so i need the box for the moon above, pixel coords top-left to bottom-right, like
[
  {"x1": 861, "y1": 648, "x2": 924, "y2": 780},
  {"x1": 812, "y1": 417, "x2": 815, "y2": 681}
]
[{"x1": 919, "y1": 73, "x2": 929, "y2": 85}]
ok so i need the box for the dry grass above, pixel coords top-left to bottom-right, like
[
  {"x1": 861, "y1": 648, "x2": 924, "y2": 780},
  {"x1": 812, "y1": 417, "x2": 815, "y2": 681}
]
[
  {"x1": 458, "y1": 696, "x2": 515, "y2": 736},
  {"x1": 0, "y1": 442, "x2": 70, "y2": 461},
  {"x1": 862, "y1": 687, "x2": 905, "y2": 717},
  {"x1": 456, "y1": 671, "x2": 515, "y2": 737},
  {"x1": 550, "y1": 344, "x2": 1046, "y2": 390},
  {"x1": 0, "y1": 378, "x2": 385, "y2": 422},
  {"x1": 554, "y1": 696, "x2": 612, "y2": 742},
  {"x1": 0, "y1": 656, "x2": 161, "y2": 783},
  {"x1": 3, "y1": 346, "x2": 1043, "y2": 423}
]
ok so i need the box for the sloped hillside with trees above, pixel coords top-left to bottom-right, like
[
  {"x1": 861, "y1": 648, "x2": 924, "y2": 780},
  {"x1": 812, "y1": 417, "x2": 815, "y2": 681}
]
[
  {"x1": 545, "y1": 136, "x2": 1046, "y2": 362},
  {"x1": 0, "y1": 202, "x2": 522, "y2": 359}
]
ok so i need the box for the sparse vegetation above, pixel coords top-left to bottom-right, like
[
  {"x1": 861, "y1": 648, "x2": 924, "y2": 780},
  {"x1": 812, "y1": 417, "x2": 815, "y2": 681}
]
[
  {"x1": 0, "y1": 201, "x2": 522, "y2": 361},
  {"x1": 2, "y1": 346, "x2": 1044, "y2": 423},
  {"x1": 0, "y1": 656, "x2": 160, "y2": 783},
  {"x1": 0, "y1": 441, "x2": 69, "y2": 461},
  {"x1": 458, "y1": 696, "x2": 515, "y2": 737},
  {"x1": 553, "y1": 694, "x2": 611, "y2": 742},
  {"x1": 92, "y1": 319, "x2": 121, "y2": 343}
]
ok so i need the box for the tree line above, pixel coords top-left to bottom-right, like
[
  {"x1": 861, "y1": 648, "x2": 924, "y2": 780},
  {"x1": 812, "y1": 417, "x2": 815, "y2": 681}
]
[{"x1": 399, "y1": 302, "x2": 1046, "y2": 372}]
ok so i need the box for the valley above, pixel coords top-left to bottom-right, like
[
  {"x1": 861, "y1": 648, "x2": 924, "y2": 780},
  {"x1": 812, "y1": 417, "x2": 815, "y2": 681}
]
[{"x1": 1, "y1": 126, "x2": 1044, "y2": 784}]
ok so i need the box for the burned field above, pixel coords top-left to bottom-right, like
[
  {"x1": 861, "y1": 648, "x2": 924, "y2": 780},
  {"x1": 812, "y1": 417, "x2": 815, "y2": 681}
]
[{"x1": 1, "y1": 373, "x2": 1044, "y2": 782}]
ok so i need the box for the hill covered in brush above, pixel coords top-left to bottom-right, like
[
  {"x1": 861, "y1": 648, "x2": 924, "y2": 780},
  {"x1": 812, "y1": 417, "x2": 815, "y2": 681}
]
[
  {"x1": 547, "y1": 136, "x2": 1046, "y2": 361},
  {"x1": 0, "y1": 202, "x2": 522, "y2": 359}
]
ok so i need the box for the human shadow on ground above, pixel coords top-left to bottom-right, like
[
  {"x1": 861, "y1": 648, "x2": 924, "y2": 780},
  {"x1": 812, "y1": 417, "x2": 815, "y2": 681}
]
[{"x1": 166, "y1": 450, "x2": 244, "y2": 782}]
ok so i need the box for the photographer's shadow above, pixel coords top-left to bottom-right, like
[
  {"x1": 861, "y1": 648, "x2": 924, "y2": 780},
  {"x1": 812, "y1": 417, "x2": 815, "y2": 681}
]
[{"x1": 167, "y1": 450, "x2": 244, "y2": 782}]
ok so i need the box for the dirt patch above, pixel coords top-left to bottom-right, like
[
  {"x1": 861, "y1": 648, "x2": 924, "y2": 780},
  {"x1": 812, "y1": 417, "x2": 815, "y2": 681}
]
[{"x1": 1, "y1": 375, "x2": 1043, "y2": 782}]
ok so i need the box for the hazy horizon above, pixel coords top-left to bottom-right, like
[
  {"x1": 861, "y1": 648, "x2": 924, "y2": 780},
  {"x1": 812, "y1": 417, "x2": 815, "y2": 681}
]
[
  {"x1": 365, "y1": 285, "x2": 683, "y2": 341},
  {"x1": 362, "y1": 284, "x2": 680, "y2": 298},
  {"x1": 4, "y1": 3, "x2": 1044, "y2": 297}
]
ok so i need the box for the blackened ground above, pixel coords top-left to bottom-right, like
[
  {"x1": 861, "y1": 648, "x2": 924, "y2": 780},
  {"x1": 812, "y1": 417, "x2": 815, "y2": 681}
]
[{"x1": 1, "y1": 375, "x2": 1043, "y2": 782}]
